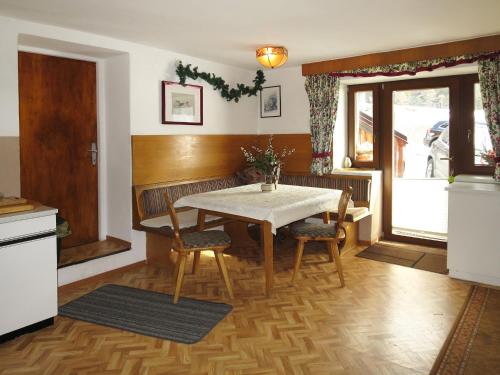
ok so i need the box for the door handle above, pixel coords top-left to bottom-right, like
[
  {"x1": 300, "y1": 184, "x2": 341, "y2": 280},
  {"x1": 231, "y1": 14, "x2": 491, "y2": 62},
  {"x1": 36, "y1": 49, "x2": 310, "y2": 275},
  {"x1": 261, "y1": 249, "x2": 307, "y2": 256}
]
[
  {"x1": 440, "y1": 156, "x2": 453, "y2": 161},
  {"x1": 87, "y1": 142, "x2": 98, "y2": 166}
]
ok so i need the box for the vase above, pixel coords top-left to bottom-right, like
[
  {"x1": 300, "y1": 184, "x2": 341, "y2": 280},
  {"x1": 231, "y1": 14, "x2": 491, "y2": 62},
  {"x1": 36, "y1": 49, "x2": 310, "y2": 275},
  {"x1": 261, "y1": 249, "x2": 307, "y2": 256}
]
[
  {"x1": 343, "y1": 156, "x2": 352, "y2": 168},
  {"x1": 261, "y1": 165, "x2": 280, "y2": 191},
  {"x1": 261, "y1": 183, "x2": 276, "y2": 191}
]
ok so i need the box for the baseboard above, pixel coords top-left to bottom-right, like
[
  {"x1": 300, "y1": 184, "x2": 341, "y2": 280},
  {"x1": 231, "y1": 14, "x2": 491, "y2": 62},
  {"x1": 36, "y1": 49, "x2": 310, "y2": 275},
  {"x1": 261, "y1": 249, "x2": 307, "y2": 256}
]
[
  {"x1": 449, "y1": 269, "x2": 500, "y2": 288},
  {"x1": 358, "y1": 238, "x2": 378, "y2": 246},
  {"x1": 0, "y1": 317, "x2": 54, "y2": 343},
  {"x1": 58, "y1": 260, "x2": 146, "y2": 292}
]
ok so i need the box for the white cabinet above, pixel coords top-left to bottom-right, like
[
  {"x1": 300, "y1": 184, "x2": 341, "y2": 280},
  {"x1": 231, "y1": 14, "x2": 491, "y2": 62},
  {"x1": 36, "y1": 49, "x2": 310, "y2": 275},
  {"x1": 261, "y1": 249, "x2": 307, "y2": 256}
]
[
  {"x1": 0, "y1": 207, "x2": 58, "y2": 339},
  {"x1": 446, "y1": 178, "x2": 500, "y2": 287}
]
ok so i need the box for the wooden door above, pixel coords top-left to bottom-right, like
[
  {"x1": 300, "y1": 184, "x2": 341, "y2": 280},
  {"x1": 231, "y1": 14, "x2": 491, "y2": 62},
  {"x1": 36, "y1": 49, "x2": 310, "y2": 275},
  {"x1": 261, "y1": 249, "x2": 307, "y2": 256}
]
[{"x1": 18, "y1": 52, "x2": 98, "y2": 248}]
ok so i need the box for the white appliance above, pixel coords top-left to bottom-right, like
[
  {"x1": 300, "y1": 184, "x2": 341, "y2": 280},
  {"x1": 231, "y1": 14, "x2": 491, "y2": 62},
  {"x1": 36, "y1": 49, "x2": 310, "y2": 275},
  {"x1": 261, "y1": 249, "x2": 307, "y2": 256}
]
[
  {"x1": 0, "y1": 206, "x2": 58, "y2": 341},
  {"x1": 446, "y1": 176, "x2": 500, "y2": 287}
]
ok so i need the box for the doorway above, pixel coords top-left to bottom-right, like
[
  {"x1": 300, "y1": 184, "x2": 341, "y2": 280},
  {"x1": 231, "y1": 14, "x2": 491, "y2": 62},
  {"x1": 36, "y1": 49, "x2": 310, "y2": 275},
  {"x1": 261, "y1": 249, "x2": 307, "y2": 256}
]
[
  {"x1": 383, "y1": 78, "x2": 457, "y2": 244},
  {"x1": 18, "y1": 51, "x2": 99, "y2": 249},
  {"x1": 380, "y1": 75, "x2": 492, "y2": 246},
  {"x1": 349, "y1": 73, "x2": 493, "y2": 247}
]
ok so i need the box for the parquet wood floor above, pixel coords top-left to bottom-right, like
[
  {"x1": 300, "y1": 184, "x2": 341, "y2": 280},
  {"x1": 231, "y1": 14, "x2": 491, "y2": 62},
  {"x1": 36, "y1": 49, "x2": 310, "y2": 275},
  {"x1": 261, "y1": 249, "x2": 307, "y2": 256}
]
[{"x1": 0, "y1": 240, "x2": 469, "y2": 375}]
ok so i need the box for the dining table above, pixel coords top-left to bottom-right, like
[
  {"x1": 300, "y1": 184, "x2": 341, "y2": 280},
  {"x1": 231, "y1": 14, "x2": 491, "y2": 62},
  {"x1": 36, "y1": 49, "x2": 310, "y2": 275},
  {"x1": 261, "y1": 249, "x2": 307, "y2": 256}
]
[{"x1": 175, "y1": 183, "x2": 345, "y2": 296}]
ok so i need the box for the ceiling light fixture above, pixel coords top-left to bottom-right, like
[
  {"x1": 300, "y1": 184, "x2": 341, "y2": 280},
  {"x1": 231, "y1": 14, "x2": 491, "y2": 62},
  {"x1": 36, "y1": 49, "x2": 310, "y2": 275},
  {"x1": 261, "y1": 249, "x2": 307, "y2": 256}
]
[{"x1": 256, "y1": 46, "x2": 288, "y2": 69}]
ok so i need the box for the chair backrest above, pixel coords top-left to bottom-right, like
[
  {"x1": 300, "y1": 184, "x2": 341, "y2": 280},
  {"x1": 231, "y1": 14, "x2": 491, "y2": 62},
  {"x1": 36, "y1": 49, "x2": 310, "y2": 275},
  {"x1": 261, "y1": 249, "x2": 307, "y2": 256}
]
[
  {"x1": 163, "y1": 192, "x2": 183, "y2": 248},
  {"x1": 336, "y1": 187, "x2": 353, "y2": 228}
]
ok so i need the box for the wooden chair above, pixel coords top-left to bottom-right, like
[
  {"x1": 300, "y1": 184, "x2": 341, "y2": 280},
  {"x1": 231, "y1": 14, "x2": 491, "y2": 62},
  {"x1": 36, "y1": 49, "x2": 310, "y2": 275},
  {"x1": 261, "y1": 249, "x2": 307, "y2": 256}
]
[
  {"x1": 164, "y1": 193, "x2": 234, "y2": 303},
  {"x1": 290, "y1": 187, "x2": 353, "y2": 287}
]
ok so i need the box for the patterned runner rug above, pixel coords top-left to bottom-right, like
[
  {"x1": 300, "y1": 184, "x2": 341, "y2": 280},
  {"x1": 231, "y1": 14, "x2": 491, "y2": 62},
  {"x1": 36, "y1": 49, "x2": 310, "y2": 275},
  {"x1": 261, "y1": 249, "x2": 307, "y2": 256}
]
[
  {"x1": 59, "y1": 284, "x2": 232, "y2": 344},
  {"x1": 431, "y1": 285, "x2": 500, "y2": 374}
]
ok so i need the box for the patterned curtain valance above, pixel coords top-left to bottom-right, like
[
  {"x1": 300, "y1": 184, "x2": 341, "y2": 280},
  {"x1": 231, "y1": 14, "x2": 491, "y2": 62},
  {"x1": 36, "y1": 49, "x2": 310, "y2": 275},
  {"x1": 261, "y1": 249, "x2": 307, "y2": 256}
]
[{"x1": 329, "y1": 50, "x2": 500, "y2": 78}]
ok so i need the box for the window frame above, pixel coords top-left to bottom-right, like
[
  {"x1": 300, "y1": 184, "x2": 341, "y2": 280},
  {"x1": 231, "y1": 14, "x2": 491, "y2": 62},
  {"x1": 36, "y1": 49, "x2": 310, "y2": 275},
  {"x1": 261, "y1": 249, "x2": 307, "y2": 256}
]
[
  {"x1": 347, "y1": 83, "x2": 380, "y2": 169},
  {"x1": 456, "y1": 74, "x2": 494, "y2": 175}
]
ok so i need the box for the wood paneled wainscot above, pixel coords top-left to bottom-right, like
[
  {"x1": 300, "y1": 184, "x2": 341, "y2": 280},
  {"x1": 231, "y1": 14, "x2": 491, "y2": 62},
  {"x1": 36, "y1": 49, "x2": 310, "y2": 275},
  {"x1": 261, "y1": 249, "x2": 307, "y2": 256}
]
[
  {"x1": 132, "y1": 135, "x2": 254, "y2": 185},
  {"x1": 258, "y1": 134, "x2": 312, "y2": 174},
  {"x1": 132, "y1": 134, "x2": 312, "y2": 186}
]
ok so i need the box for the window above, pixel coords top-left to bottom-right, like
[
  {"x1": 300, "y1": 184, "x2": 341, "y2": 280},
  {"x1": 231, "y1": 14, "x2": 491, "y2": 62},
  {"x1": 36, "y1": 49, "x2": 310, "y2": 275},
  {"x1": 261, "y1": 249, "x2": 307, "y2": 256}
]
[
  {"x1": 473, "y1": 83, "x2": 492, "y2": 166},
  {"x1": 348, "y1": 84, "x2": 379, "y2": 168},
  {"x1": 459, "y1": 75, "x2": 494, "y2": 174},
  {"x1": 441, "y1": 127, "x2": 449, "y2": 145},
  {"x1": 347, "y1": 74, "x2": 493, "y2": 175},
  {"x1": 354, "y1": 91, "x2": 374, "y2": 162}
]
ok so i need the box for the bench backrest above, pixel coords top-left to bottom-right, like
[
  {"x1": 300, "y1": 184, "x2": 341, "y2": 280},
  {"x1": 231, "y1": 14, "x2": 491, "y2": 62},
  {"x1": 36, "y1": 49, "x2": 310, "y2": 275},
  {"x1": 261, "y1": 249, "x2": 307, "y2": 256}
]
[{"x1": 280, "y1": 174, "x2": 371, "y2": 207}]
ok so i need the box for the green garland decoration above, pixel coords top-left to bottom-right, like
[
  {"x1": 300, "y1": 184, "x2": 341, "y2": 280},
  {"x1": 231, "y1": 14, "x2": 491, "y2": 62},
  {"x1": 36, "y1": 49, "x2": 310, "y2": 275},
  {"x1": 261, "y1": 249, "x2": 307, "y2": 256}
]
[{"x1": 176, "y1": 61, "x2": 266, "y2": 103}]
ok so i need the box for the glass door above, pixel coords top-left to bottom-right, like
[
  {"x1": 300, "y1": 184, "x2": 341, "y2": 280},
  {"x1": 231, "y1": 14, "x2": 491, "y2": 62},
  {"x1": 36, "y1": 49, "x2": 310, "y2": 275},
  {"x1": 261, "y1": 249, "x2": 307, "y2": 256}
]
[
  {"x1": 392, "y1": 87, "x2": 450, "y2": 241},
  {"x1": 382, "y1": 77, "x2": 459, "y2": 247}
]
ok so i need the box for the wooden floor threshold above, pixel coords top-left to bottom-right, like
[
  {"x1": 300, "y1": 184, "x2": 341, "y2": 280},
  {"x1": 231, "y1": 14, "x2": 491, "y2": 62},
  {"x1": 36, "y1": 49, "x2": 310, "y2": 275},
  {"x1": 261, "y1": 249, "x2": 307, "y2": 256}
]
[{"x1": 58, "y1": 236, "x2": 131, "y2": 269}]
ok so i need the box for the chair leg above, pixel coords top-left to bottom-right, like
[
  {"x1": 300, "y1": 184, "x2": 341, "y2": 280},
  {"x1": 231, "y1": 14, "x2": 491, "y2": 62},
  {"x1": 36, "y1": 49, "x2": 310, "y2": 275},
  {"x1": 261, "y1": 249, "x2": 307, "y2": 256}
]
[
  {"x1": 291, "y1": 239, "x2": 306, "y2": 284},
  {"x1": 173, "y1": 252, "x2": 181, "y2": 281},
  {"x1": 173, "y1": 252, "x2": 187, "y2": 304},
  {"x1": 327, "y1": 241, "x2": 335, "y2": 263},
  {"x1": 192, "y1": 251, "x2": 201, "y2": 274},
  {"x1": 329, "y1": 241, "x2": 345, "y2": 287},
  {"x1": 214, "y1": 250, "x2": 234, "y2": 299}
]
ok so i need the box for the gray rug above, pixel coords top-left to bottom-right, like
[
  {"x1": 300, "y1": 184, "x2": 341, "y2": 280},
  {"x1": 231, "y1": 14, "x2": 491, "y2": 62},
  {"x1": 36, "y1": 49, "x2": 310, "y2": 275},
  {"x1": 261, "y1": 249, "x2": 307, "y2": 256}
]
[
  {"x1": 357, "y1": 243, "x2": 448, "y2": 274},
  {"x1": 59, "y1": 284, "x2": 232, "y2": 344}
]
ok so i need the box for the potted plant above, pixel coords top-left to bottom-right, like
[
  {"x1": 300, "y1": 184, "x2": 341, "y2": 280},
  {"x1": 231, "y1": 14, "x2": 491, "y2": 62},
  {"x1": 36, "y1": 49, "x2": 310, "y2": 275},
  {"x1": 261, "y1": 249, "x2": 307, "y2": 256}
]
[
  {"x1": 478, "y1": 145, "x2": 500, "y2": 182},
  {"x1": 241, "y1": 135, "x2": 295, "y2": 191}
]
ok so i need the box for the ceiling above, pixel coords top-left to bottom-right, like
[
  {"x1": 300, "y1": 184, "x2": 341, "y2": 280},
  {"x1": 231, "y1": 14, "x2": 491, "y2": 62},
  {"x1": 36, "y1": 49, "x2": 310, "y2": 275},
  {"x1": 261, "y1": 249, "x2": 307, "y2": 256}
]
[{"x1": 1, "y1": 0, "x2": 499, "y2": 70}]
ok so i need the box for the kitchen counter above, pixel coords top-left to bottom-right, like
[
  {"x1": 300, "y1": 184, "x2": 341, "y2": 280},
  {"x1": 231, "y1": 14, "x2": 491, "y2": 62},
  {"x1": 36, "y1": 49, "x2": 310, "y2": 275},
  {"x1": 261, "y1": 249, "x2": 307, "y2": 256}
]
[
  {"x1": 0, "y1": 205, "x2": 58, "y2": 224},
  {"x1": 1, "y1": 205, "x2": 58, "y2": 341},
  {"x1": 445, "y1": 181, "x2": 500, "y2": 196}
]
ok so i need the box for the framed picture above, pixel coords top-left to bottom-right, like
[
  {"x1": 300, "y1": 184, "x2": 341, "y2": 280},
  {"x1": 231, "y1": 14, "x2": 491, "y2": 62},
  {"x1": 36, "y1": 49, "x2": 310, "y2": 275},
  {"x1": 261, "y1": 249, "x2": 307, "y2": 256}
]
[
  {"x1": 162, "y1": 81, "x2": 203, "y2": 125},
  {"x1": 260, "y1": 85, "x2": 281, "y2": 118}
]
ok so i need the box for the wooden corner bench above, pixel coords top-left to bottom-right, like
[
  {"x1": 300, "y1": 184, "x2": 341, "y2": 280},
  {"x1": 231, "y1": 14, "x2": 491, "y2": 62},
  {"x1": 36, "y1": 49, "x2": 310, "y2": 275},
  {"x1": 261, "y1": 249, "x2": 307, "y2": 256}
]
[
  {"x1": 133, "y1": 175, "x2": 242, "y2": 232},
  {"x1": 133, "y1": 175, "x2": 242, "y2": 265}
]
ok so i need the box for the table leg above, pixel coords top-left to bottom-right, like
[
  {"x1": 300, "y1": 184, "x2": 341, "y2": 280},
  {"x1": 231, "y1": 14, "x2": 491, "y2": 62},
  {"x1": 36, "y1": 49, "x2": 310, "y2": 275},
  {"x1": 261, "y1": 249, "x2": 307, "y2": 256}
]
[
  {"x1": 322, "y1": 211, "x2": 331, "y2": 224},
  {"x1": 261, "y1": 220, "x2": 273, "y2": 296},
  {"x1": 193, "y1": 210, "x2": 206, "y2": 274}
]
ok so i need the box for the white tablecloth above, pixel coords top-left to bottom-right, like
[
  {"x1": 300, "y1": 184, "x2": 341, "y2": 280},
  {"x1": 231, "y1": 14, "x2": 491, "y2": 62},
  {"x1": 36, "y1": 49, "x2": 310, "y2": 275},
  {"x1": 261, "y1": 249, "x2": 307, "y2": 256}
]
[{"x1": 175, "y1": 184, "x2": 348, "y2": 233}]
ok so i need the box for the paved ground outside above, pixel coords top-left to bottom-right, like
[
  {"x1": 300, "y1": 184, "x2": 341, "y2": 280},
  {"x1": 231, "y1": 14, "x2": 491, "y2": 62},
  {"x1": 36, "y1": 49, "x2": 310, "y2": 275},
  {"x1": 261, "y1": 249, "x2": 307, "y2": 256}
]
[{"x1": 392, "y1": 178, "x2": 448, "y2": 241}]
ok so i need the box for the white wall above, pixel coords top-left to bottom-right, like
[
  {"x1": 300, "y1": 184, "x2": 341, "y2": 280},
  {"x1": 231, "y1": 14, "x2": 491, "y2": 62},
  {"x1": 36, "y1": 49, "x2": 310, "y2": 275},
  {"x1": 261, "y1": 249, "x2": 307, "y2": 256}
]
[
  {"x1": 0, "y1": 15, "x2": 259, "y2": 285},
  {"x1": 130, "y1": 51, "x2": 257, "y2": 135},
  {"x1": 104, "y1": 54, "x2": 132, "y2": 242},
  {"x1": 257, "y1": 66, "x2": 309, "y2": 134},
  {"x1": 257, "y1": 66, "x2": 347, "y2": 169},
  {"x1": 0, "y1": 17, "x2": 20, "y2": 136}
]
